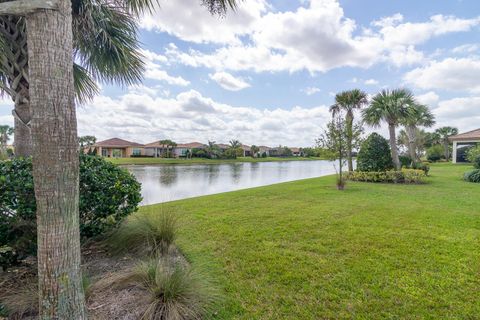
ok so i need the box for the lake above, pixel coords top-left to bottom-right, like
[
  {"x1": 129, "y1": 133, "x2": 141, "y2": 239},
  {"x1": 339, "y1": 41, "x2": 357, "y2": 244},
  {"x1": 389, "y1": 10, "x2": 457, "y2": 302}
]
[{"x1": 127, "y1": 160, "x2": 337, "y2": 205}]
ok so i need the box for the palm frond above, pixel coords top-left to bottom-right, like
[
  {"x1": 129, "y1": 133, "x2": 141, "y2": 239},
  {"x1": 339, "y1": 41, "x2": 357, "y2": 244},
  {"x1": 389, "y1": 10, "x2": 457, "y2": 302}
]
[
  {"x1": 73, "y1": 1, "x2": 145, "y2": 87},
  {"x1": 202, "y1": 0, "x2": 239, "y2": 15},
  {"x1": 73, "y1": 63, "x2": 99, "y2": 104}
]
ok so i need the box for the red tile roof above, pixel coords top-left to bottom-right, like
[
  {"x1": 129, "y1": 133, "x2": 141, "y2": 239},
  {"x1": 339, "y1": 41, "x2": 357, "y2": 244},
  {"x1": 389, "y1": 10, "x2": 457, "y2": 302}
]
[
  {"x1": 449, "y1": 128, "x2": 480, "y2": 141},
  {"x1": 176, "y1": 142, "x2": 206, "y2": 148},
  {"x1": 94, "y1": 138, "x2": 143, "y2": 148}
]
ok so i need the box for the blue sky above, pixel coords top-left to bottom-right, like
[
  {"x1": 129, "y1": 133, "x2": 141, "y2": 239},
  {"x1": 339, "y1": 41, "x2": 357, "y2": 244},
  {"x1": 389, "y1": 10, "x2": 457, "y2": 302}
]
[{"x1": 1, "y1": 0, "x2": 479, "y2": 146}]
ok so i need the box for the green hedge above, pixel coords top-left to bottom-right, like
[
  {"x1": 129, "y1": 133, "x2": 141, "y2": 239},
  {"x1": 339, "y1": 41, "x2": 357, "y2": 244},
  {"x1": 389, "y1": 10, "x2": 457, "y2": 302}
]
[
  {"x1": 347, "y1": 169, "x2": 426, "y2": 184},
  {"x1": 464, "y1": 169, "x2": 480, "y2": 183}
]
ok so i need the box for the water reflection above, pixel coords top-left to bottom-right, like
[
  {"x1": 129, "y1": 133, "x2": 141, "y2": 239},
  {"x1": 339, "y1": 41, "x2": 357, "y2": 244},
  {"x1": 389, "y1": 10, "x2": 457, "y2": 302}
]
[{"x1": 127, "y1": 160, "x2": 337, "y2": 205}]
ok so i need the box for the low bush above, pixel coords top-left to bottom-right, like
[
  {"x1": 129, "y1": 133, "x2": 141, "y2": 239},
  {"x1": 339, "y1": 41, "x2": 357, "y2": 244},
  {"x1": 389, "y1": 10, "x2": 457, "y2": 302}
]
[
  {"x1": 399, "y1": 155, "x2": 413, "y2": 167},
  {"x1": 464, "y1": 169, "x2": 480, "y2": 183},
  {"x1": 348, "y1": 169, "x2": 426, "y2": 184},
  {"x1": 0, "y1": 155, "x2": 142, "y2": 269},
  {"x1": 356, "y1": 133, "x2": 394, "y2": 172},
  {"x1": 426, "y1": 145, "x2": 444, "y2": 162},
  {"x1": 108, "y1": 207, "x2": 178, "y2": 255}
]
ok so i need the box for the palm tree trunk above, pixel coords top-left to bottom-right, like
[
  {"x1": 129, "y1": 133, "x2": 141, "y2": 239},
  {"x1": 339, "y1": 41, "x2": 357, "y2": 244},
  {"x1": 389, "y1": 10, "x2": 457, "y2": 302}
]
[
  {"x1": 346, "y1": 111, "x2": 353, "y2": 172},
  {"x1": 406, "y1": 125, "x2": 417, "y2": 163},
  {"x1": 13, "y1": 102, "x2": 33, "y2": 157},
  {"x1": 444, "y1": 140, "x2": 450, "y2": 160},
  {"x1": 388, "y1": 123, "x2": 401, "y2": 170},
  {"x1": 26, "y1": 0, "x2": 86, "y2": 318}
]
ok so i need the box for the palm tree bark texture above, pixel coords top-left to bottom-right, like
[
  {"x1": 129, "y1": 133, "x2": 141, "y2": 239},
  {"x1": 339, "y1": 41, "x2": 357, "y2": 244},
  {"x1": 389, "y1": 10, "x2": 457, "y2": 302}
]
[{"x1": 26, "y1": 0, "x2": 87, "y2": 317}]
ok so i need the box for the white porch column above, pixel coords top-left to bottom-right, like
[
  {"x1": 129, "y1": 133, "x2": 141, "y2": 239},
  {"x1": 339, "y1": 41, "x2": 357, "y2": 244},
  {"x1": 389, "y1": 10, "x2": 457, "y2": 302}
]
[{"x1": 452, "y1": 141, "x2": 457, "y2": 164}]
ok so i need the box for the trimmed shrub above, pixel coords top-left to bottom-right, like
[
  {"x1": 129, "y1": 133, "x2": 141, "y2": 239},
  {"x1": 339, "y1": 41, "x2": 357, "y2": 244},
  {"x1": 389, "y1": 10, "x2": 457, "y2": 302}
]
[
  {"x1": 466, "y1": 146, "x2": 480, "y2": 169},
  {"x1": 356, "y1": 133, "x2": 394, "y2": 172},
  {"x1": 426, "y1": 145, "x2": 444, "y2": 162},
  {"x1": 348, "y1": 169, "x2": 426, "y2": 184},
  {"x1": 399, "y1": 155, "x2": 413, "y2": 167},
  {"x1": 464, "y1": 169, "x2": 480, "y2": 183},
  {"x1": 0, "y1": 155, "x2": 142, "y2": 269}
]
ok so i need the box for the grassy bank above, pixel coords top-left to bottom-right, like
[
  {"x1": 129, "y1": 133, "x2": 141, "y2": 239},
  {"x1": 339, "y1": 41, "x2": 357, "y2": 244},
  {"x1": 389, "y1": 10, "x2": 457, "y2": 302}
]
[
  {"x1": 140, "y1": 163, "x2": 480, "y2": 319},
  {"x1": 108, "y1": 156, "x2": 325, "y2": 165}
]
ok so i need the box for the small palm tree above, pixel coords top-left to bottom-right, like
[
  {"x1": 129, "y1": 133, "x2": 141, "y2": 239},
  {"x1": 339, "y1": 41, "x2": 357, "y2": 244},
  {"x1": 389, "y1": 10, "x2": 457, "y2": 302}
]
[
  {"x1": 330, "y1": 89, "x2": 368, "y2": 171},
  {"x1": 435, "y1": 126, "x2": 458, "y2": 161},
  {"x1": 401, "y1": 104, "x2": 435, "y2": 163},
  {"x1": 362, "y1": 89, "x2": 415, "y2": 170},
  {"x1": 250, "y1": 145, "x2": 260, "y2": 158}
]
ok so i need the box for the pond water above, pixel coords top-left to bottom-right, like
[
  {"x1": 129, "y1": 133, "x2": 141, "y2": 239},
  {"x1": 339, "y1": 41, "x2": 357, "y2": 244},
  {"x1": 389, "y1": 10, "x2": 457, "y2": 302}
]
[{"x1": 127, "y1": 160, "x2": 337, "y2": 205}]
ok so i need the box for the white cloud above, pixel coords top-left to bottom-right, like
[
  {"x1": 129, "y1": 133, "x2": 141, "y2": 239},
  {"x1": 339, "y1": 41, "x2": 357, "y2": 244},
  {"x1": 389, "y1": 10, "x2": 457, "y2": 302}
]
[
  {"x1": 364, "y1": 79, "x2": 379, "y2": 85},
  {"x1": 452, "y1": 43, "x2": 480, "y2": 54},
  {"x1": 416, "y1": 91, "x2": 440, "y2": 107},
  {"x1": 145, "y1": 69, "x2": 190, "y2": 86},
  {"x1": 302, "y1": 87, "x2": 321, "y2": 95},
  {"x1": 77, "y1": 88, "x2": 331, "y2": 147},
  {"x1": 209, "y1": 72, "x2": 250, "y2": 91},
  {"x1": 155, "y1": 1, "x2": 479, "y2": 73},
  {"x1": 404, "y1": 58, "x2": 480, "y2": 93},
  {"x1": 140, "y1": 0, "x2": 268, "y2": 44},
  {"x1": 433, "y1": 96, "x2": 480, "y2": 131}
]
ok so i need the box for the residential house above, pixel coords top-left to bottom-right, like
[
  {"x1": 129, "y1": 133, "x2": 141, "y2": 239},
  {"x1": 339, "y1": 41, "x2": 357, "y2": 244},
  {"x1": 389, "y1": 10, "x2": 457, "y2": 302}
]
[
  {"x1": 449, "y1": 128, "x2": 480, "y2": 163},
  {"x1": 145, "y1": 141, "x2": 206, "y2": 158},
  {"x1": 290, "y1": 147, "x2": 302, "y2": 157},
  {"x1": 241, "y1": 145, "x2": 251, "y2": 157},
  {"x1": 258, "y1": 146, "x2": 271, "y2": 157},
  {"x1": 91, "y1": 138, "x2": 144, "y2": 158},
  {"x1": 175, "y1": 142, "x2": 206, "y2": 157}
]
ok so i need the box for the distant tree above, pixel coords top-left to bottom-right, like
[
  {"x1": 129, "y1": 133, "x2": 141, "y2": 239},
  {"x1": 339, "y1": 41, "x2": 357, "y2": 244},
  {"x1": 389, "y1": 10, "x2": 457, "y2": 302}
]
[
  {"x1": 401, "y1": 104, "x2": 435, "y2": 163},
  {"x1": 435, "y1": 126, "x2": 458, "y2": 161},
  {"x1": 79, "y1": 135, "x2": 96, "y2": 154},
  {"x1": 317, "y1": 115, "x2": 362, "y2": 190},
  {"x1": 250, "y1": 145, "x2": 260, "y2": 158},
  {"x1": 158, "y1": 139, "x2": 177, "y2": 158},
  {"x1": 363, "y1": 89, "x2": 415, "y2": 170},
  {"x1": 206, "y1": 140, "x2": 221, "y2": 159},
  {"x1": 229, "y1": 139, "x2": 243, "y2": 157},
  {"x1": 424, "y1": 131, "x2": 441, "y2": 148},
  {"x1": 330, "y1": 89, "x2": 368, "y2": 171},
  {"x1": 0, "y1": 125, "x2": 13, "y2": 157}
]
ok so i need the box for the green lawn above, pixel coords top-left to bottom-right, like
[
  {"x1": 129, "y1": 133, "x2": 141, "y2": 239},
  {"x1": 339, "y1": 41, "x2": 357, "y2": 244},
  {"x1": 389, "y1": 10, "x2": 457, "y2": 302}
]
[
  {"x1": 108, "y1": 156, "x2": 324, "y2": 165},
  {"x1": 141, "y1": 164, "x2": 480, "y2": 319}
]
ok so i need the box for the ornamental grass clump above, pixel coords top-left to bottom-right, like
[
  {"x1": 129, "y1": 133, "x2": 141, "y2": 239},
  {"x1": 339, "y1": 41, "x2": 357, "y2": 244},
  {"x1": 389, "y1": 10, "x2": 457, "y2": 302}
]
[
  {"x1": 109, "y1": 207, "x2": 178, "y2": 255},
  {"x1": 99, "y1": 256, "x2": 219, "y2": 320}
]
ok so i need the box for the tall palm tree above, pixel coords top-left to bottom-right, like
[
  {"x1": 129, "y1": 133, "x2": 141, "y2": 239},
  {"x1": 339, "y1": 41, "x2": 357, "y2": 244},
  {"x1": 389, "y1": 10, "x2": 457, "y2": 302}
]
[
  {"x1": 435, "y1": 126, "x2": 458, "y2": 161},
  {"x1": 362, "y1": 89, "x2": 415, "y2": 170},
  {"x1": 330, "y1": 89, "x2": 368, "y2": 171},
  {"x1": 0, "y1": 0, "x2": 238, "y2": 318},
  {"x1": 401, "y1": 104, "x2": 435, "y2": 163}
]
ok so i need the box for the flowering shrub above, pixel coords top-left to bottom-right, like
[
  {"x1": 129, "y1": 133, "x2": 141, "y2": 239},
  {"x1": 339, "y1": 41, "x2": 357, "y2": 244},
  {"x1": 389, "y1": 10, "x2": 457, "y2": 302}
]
[{"x1": 347, "y1": 169, "x2": 426, "y2": 184}]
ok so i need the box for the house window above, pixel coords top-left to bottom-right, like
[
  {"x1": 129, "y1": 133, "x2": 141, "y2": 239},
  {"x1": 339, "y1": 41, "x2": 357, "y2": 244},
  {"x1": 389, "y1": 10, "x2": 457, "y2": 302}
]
[
  {"x1": 132, "y1": 148, "x2": 142, "y2": 156},
  {"x1": 101, "y1": 149, "x2": 108, "y2": 157}
]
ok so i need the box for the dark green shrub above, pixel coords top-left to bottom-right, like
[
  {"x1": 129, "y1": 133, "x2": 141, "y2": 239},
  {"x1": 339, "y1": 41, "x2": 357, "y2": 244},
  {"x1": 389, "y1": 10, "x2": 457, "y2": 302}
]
[
  {"x1": 410, "y1": 162, "x2": 430, "y2": 175},
  {"x1": 464, "y1": 169, "x2": 480, "y2": 183},
  {"x1": 261, "y1": 152, "x2": 267, "y2": 158},
  {"x1": 348, "y1": 169, "x2": 426, "y2": 184},
  {"x1": 426, "y1": 145, "x2": 444, "y2": 162},
  {"x1": 356, "y1": 133, "x2": 394, "y2": 172},
  {"x1": 399, "y1": 155, "x2": 412, "y2": 167},
  {"x1": 0, "y1": 155, "x2": 142, "y2": 269}
]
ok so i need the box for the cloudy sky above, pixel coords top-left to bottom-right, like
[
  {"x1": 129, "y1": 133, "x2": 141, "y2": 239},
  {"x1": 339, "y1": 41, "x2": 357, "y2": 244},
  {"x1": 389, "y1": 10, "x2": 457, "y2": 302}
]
[{"x1": 1, "y1": 0, "x2": 479, "y2": 147}]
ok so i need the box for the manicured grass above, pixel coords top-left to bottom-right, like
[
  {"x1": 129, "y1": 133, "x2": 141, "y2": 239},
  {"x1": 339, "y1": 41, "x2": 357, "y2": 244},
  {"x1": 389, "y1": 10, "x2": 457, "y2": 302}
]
[
  {"x1": 107, "y1": 156, "x2": 324, "y2": 165},
  {"x1": 140, "y1": 164, "x2": 480, "y2": 319}
]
